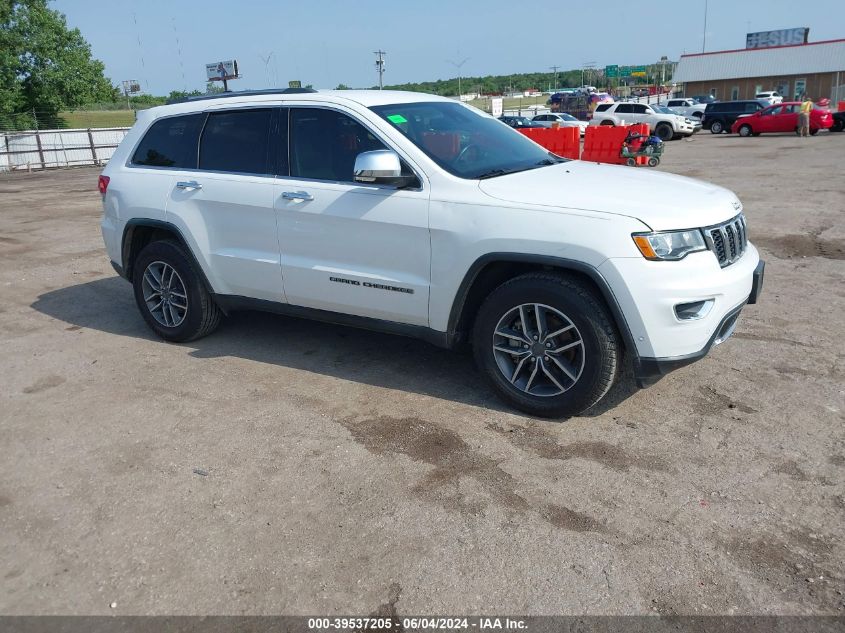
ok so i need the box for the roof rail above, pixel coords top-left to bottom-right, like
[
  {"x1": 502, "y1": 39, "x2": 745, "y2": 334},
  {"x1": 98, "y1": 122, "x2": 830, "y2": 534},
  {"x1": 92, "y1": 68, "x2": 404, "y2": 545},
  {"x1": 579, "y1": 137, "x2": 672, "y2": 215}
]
[{"x1": 166, "y1": 87, "x2": 318, "y2": 105}]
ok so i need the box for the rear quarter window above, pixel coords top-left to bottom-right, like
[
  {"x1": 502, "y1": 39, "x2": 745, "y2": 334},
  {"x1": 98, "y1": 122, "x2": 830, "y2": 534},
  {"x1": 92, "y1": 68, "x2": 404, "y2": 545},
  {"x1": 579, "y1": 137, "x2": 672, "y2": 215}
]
[
  {"x1": 595, "y1": 104, "x2": 612, "y2": 112},
  {"x1": 131, "y1": 114, "x2": 203, "y2": 168}
]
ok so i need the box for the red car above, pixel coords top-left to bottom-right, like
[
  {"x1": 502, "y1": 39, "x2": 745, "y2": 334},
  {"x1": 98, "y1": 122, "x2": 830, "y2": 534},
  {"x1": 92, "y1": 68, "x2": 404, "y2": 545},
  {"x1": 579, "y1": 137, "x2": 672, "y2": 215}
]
[{"x1": 731, "y1": 102, "x2": 833, "y2": 136}]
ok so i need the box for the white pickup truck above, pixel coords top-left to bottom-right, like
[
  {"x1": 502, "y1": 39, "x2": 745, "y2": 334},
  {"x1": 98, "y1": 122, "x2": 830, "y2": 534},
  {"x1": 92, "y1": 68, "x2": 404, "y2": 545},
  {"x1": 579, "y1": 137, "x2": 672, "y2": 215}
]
[
  {"x1": 590, "y1": 102, "x2": 698, "y2": 140},
  {"x1": 666, "y1": 98, "x2": 706, "y2": 119}
]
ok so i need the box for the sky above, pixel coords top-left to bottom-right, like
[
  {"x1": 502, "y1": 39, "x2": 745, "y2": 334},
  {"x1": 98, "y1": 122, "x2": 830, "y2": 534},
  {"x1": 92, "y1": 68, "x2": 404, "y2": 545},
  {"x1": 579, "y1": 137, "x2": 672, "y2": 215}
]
[{"x1": 52, "y1": 0, "x2": 845, "y2": 95}]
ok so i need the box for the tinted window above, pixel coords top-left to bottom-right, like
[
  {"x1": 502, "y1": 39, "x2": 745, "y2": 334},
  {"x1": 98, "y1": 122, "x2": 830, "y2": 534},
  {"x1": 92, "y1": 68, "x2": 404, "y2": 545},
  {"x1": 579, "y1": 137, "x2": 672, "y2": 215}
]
[
  {"x1": 132, "y1": 114, "x2": 203, "y2": 168},
  {"x1": 371, "y1": 101, "x2": 555, "y2": 180},
  {"x1": 290, "y1": 108, "x2": 388, "y2": 182},
  {"x1": 745, "y1": 102, "x2": 763, "y2": 112},
  {"x1": 631, "y1": 104, "x2": 648, "y2": 114},
  {"x1": 199, "y1": 109, "x2": 273, "y2": 174},
  {"x1": 615, "y1": 104, "x2": 633, "y2": 114},
  {"x1": 595, "y1": 104, "x2": 612, "y2": 112}
]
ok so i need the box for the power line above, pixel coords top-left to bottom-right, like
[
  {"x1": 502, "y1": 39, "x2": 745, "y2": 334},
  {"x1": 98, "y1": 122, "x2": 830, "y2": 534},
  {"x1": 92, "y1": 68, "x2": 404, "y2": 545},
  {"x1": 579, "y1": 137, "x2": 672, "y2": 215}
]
[{"x1": 374, "y1": 50, "x2": 386, "y2": 90}]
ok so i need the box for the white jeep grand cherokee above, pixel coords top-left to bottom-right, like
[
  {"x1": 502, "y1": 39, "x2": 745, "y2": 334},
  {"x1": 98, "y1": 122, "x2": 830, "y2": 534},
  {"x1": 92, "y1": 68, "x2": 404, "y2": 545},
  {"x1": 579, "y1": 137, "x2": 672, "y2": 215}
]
[{"x1": 99, "y1": 89, "x2": 764, "y2": 417}]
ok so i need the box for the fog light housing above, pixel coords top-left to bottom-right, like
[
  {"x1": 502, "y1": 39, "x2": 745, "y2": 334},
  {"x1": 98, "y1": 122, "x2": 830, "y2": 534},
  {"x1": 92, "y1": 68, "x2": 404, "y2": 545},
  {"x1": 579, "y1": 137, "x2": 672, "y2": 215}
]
[{"x1": 675, "y1": 299, "x2": 714, "y2": 321}]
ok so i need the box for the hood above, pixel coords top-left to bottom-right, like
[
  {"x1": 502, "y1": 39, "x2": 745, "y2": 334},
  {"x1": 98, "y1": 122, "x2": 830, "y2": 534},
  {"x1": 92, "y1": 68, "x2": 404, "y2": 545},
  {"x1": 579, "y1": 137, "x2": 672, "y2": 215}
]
[{"x1": 477, "y1": 161, "x2": 742, "y2": 232}]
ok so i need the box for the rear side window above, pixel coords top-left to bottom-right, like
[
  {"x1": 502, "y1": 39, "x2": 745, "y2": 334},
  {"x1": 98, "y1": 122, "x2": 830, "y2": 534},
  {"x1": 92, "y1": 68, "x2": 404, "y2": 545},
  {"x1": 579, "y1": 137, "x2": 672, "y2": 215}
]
[
  {"x1": 595, "y1": 104, "x2": 611, "y2": 112},
  {"x1": 132, "y1": 114, "x2": 203, "y2": 168},
  {"x1": 199, "y1": 109, "x2": 273, "y2": 175},
  {"x1": 615, "y1": 104, "x2": 633, "y2": 113}
]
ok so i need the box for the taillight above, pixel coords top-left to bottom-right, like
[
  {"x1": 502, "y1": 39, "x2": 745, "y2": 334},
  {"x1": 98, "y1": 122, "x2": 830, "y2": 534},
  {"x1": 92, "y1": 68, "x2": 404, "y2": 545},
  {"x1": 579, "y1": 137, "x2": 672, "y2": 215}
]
[{"x1": 98, "y1": 175, "x2": 110, "y2": 195}]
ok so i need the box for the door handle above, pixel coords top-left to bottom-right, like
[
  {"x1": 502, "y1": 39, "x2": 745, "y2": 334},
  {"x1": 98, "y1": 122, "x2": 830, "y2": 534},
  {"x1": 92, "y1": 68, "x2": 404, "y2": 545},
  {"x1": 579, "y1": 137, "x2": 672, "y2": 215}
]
[
  {"x1": 176, "y1": 181, "x2": 202, "y2": 190},
  {"x1": 282, "y1": 190, "x2": 314, "y2": 201}
]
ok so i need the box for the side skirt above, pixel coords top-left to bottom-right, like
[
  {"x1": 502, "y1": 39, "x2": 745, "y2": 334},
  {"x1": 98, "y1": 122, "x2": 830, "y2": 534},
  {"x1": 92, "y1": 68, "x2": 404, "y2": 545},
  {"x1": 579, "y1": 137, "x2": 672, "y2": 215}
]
[{"x1": 212, "y1": 294, "x2": 451, "y2": 349}]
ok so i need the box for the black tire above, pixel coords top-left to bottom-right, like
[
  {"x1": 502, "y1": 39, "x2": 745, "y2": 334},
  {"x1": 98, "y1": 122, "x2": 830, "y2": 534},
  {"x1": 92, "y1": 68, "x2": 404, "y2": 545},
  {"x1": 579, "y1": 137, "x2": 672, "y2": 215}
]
[
  {"x1": 626, "y1": 157, "x2": 636, "y2": 166},
  {"x1": 132, "y1": 240, "x2": 221, "y2": 342},
  {"x1": 600, "y1": 120, "x2": 614, "y2": 126},
  {"x1": 472, "y1": 273, "x2": 620, "y2": 418},
  {"x1": 738, "y1": 124, "x2": 753, "y2": 137},
  {"x1": 832, "y1": 118, "x2": 844, "y2": 132},
  {"x1": 710, "y1": 120, "x2": 724, "y2": 134},
  {"x1": 655, "y1": 123, "x2": 673, "y2": 141},
  {"x1": 647, "y1": 157, "x2": 659, "y2": 167},
  {"x1": 809, "y1": 128, "x2": 818, "y2": 136}
]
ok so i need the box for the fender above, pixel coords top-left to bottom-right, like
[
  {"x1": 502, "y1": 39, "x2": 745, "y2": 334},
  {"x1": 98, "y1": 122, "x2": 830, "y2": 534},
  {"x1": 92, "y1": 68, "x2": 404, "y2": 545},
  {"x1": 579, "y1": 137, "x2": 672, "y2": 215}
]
[
  {"x1": 120, "y1": 219, "x2": 216, "y2": 296},
  {"x1": 446, "y1": 252, "x2": 638, "y2": 358}
]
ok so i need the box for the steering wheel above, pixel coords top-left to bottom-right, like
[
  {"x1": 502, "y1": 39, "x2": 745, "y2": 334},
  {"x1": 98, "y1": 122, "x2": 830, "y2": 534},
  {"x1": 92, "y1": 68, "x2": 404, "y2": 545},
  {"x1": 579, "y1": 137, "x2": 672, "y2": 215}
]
[{"x1": 454, "y1": 143, "x2": 479, "y2": 165}]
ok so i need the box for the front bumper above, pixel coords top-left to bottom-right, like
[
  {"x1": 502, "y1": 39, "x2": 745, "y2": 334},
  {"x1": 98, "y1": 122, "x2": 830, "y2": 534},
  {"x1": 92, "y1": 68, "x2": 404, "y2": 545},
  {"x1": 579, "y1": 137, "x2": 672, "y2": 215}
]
[{"x1": 634, "y1": 259, "x2": 765, "y2": 386}]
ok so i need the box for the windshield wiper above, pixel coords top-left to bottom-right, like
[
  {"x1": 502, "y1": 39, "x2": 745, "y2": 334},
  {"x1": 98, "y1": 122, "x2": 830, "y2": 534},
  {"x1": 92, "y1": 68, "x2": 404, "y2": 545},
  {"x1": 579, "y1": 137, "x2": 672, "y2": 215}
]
[{"x1": 476, "y1": 168, "x2": 511, "y2": 180}]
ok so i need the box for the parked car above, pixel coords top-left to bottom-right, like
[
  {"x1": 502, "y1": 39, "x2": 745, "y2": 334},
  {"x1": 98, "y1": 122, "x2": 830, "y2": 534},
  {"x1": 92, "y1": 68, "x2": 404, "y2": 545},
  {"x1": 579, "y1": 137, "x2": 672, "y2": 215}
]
[
  {"x1": 690, "y1": 95, "x2": 718, "y2": 105},
  {"x1": 702, "y1": 100, "x2": 766, "y2": 134},
  {"x1": 731, "y1": 102, "x2": 834, "y2": 136},
  {"x1": 631, "y1": 88, "x2": 649, "y2": 98},
  {"x1": 590, "y1": 102, "x2": 697, "y2": 140},
  {"x1": 532, "y1": 112, "x2": 588, "y2": 135},
  {"x1": 654, "y1": 105, "x2": 702, "y2": 133},
  {"x1": 831, "y1": 111, "x2": 845, "y2": 132},
  {"x1": 666, "y1": 98, "x2": 706, "y2": 119},
  {"x1": 755, "y1": 91, "x2": 783, "y2": 106},
  {"x1": 99, "y1": 88, "x2": 763, "y2": 417},
  {"x1": 499, "y1": 116, "x2": 544, "y2": 129}
]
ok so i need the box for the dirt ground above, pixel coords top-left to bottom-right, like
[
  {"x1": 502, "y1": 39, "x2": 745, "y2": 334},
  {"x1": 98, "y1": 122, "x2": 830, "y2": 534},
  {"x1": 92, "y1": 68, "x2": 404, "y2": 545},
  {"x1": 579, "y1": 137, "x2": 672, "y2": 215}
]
[{"x1": 1, "y1": 130, "x2": 843, "y2": 616}]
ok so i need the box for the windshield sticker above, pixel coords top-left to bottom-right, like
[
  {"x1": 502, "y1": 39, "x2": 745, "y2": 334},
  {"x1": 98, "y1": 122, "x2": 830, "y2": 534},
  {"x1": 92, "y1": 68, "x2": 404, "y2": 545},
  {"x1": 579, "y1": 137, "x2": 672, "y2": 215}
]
[{"x1": 387, "y1": 114, "x2": 408, "y2": 124}]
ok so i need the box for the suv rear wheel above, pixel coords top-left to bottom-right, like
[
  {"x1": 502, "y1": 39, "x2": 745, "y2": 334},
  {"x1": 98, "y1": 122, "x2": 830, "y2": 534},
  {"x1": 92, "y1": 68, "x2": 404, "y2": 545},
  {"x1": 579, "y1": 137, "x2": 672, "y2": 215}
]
[
  {"x1": 472, "y1": 273, "x2": 620, "y2": 418},
  {"x1": 710, "y1": 120, "x2": 724, "y2": 134},
  {"x1": 133, "y1": 240, "x2": 221, "y2": 342}
]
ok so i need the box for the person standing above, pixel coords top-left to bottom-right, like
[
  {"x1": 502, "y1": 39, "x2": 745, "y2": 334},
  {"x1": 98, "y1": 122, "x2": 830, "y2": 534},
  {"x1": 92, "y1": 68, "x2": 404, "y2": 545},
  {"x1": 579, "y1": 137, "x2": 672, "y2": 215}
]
[{"x1": 799, "y1": 95, "x2": 813, "y2": 137}]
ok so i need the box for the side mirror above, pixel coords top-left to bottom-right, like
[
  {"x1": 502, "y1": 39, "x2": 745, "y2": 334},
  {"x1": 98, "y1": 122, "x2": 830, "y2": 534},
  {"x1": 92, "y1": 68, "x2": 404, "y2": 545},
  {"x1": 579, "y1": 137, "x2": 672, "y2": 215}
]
[{"x1": 354, "y1": 150, "x2": 411, "y2": 186}]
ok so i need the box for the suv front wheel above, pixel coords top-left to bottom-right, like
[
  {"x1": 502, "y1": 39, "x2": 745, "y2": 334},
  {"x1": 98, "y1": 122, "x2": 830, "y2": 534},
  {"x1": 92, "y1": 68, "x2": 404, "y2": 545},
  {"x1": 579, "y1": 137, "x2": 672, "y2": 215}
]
[
  {"x1": 472, "y1": 273, "x2": 620, "y2": 418},
  {"x1": 132, "y1": 240, "x2": 222, "y2": 342}
]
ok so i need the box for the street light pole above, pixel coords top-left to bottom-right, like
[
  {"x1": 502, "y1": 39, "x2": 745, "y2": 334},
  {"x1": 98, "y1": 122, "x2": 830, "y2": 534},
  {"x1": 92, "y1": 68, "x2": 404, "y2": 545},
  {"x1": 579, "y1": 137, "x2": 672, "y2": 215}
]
[{"x1": 447, "y1": 57, "x2": 470, "y2": 99}]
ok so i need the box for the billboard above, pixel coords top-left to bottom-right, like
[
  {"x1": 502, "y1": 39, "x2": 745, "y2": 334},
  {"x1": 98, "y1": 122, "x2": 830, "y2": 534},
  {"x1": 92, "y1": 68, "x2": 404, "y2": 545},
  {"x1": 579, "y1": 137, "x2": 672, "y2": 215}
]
[
  {"x1": 746, "y1": 28, "x2": 808, "y2": 49},
  {"x1": 206, "y1": 60, "x2": 239, "y2": 81}
]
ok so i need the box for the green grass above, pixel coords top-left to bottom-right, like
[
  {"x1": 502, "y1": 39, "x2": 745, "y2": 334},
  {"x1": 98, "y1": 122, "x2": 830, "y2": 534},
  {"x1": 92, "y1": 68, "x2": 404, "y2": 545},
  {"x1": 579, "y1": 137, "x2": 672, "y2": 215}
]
[{"x1": 59, "y1": 110, "x2": 136, "y2": 129}]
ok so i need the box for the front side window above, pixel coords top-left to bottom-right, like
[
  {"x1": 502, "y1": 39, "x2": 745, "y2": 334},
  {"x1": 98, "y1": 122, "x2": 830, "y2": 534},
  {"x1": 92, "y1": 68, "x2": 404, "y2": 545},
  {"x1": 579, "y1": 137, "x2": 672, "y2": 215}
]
[
  {"x1": 746, "y1": 102, "x2": 763, "y2": 113},
  {"x1": 132, "y1": 114, "x2": 203, "y2": 168},
  {"x1": 371, "y1": 101, "x2": 557, "y2": 179},
  {"x1": 289, "y1": 108, "x2": 390, "y2": 182},
  {"x1": 615, "y1": 104, "x2": 634, "y2": 114},
  {"x1": 199, "y1": 109, "x2": 273, "y2": 175}
]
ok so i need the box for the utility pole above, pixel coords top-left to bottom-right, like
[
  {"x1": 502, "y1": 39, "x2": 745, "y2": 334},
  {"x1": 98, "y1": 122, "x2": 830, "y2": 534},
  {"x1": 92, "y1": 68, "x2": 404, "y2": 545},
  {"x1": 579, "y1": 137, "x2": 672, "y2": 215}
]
[
  {"x1": 550, "y1": 65, "x2": 560, "y2": 91},
  {"x1": 374, "y1": 50, "x2": 386, "y2": 90},
  {"x1": 702, "y1": 0, "x2": 708, "y2": 53},
  {"x1": 447, "y1": 57, "x2": 470, "y2": 99}
]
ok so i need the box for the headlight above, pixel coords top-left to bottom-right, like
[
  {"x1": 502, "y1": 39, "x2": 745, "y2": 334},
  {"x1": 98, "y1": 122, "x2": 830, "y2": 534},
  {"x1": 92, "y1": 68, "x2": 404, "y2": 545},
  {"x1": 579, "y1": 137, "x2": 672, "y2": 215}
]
[{"x1": 632, "y1": 229, "x2": 707, "y2": 261}]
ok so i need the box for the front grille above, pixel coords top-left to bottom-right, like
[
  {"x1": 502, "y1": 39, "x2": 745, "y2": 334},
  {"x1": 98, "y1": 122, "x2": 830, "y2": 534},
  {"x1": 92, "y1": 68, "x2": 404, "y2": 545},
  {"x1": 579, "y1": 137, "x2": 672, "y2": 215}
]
[{"x1": 704, "y1": 213, "x2": 747, "y2": 267}]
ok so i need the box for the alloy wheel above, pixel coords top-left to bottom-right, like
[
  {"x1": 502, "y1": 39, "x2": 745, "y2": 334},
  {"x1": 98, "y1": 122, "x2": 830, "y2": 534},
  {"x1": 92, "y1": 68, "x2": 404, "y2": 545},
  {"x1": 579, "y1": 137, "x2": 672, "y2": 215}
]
[
  {"x1": 141, "y1": 261, "x2": 188, "y2": 328},
  {"x1": 492, "y1": 303, "x2": 585, "y2": 397}
]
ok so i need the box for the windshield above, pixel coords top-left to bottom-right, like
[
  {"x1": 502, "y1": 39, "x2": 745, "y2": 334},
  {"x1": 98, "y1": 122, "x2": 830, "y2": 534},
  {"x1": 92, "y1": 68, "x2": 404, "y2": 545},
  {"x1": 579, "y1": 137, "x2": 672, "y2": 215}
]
[{"x1": 371, "y1": 101, "x2": 559, "y2": 179}]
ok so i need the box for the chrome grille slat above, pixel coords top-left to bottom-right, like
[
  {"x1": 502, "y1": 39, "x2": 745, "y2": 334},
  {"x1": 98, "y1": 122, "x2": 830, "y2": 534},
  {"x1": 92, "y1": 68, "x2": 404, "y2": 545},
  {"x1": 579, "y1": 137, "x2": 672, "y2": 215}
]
[{"x1": 705, "y1": 213, "x2": 747, "y2": 267}]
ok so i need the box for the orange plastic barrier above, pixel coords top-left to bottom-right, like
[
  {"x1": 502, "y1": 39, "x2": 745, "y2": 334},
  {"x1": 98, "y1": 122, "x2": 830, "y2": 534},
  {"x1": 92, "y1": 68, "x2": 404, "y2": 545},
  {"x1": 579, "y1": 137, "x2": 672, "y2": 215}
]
[
  {"x1": 518, "y1": 126, "x2": 580, "y2": 160},
  {"x1": 581, "y1": 123, "x2": 650, "y2": 165}
]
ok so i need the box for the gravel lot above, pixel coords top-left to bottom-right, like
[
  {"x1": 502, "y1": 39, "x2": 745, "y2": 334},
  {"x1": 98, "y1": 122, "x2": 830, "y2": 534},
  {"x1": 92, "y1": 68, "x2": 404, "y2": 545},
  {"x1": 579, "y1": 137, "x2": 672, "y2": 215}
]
[{"x1": 1, "y1": 131, "x2": 843, "y2": 616}]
